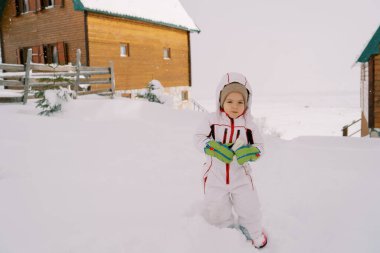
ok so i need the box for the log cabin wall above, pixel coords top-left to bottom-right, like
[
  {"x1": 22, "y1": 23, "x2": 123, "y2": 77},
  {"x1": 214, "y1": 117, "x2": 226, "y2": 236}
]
[
  {"x1": 374, "y1": 54, "x2": 380, "y2": 128},
  {"x1": 86, "y1": 13, "x2": 191, "y2": 90},
  {"x1": 1, "y1": 0, "x2": 87, "y2": 65}
]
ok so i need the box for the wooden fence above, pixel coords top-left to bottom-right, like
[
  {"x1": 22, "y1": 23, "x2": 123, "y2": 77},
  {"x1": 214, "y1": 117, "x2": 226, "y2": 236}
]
[
  {"x1": 342, "y1": 118, "x2": 361, "y2": 137},
  {"x1": 0, "y1": 48, "x2": 115, "y2": 104},
  {"x1": 189, "y1": 98, "x2": 208, "y2": 112}
]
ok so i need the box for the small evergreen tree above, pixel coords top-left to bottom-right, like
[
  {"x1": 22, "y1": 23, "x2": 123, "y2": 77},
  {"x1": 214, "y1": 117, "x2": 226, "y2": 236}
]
[
  {"x1": 35, "y1": 87, "x2": 73, "y2": 116},
  {"x1": 145, "y1": 82, "x2": 163, "y2": 103},
  {"x1": 137, "y1": 81, "x2": 163, "y2": 104}
]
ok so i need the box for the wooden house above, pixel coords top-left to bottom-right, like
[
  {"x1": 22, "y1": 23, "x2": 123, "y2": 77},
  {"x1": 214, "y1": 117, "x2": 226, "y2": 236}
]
[
  {"x1": 0, "y1": 0, "x2": 200, "y2": 94},
  {"x1": 356, "y1": 25, "x2": 380, "y2": 137}
]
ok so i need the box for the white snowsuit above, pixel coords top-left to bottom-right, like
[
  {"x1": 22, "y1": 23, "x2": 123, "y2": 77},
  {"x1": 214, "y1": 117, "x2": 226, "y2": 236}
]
[{"x1": 194, "y1": 72, "x2": 264, "y2": 240}]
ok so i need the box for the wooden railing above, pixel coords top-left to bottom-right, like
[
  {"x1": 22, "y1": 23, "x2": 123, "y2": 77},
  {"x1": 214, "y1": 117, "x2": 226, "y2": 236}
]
[
  {"x1": 189, "y1": 98, "x2": 208, "y2": 112},
  {"x1": 0, "y1": 48, "x2": 115, "y2": 104},
  {"x1": 342, "y1": 118, "x2": 361, "y2": 137}
]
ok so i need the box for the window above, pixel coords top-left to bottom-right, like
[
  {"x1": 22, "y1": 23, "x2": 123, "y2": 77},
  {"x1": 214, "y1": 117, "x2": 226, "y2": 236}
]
[
  {"x1": 17, "y1": 48, "x2": 27, "y2": 64},
  {"x1": 44, "y1": 44, "x2": 59, "y2": 64},
  {"x1": 17, "y1": 42, "x2": 67, "y2": 65},
  {"x1": 163, "y1": 48, "x2": 171, "y2": 59},
  {"x1": 17, "y1": 46, "x2": 44, "y2": 64},
  {"x1": 15, "y1": 0, "x2": 30, "y2": 14},
  {"x1": 120, "y1": 43, "x2": 130, "y2": 57},
  {"x1": 14, "y1": 0, "x2": 63, "y2": 16},
  {"x1": 42, "y1": 0, "x2": 54, "y2": 8},
  {"x1": 23, "y1": 0, "x2": 29, "y2": 12},
  {"x1": 181, "y1": 90, "x2": 189, "y2": 101}
]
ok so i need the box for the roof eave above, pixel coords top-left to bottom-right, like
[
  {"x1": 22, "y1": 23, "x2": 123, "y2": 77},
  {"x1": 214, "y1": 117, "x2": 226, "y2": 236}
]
[{"x1": 356, "y1": 25, "x2": 380, "y2": 63}]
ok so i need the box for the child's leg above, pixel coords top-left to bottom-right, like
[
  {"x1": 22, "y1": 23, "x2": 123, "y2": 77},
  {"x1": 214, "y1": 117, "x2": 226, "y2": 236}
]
[
  {"x1": 231, "y1": 184, "x2": 262, "y2": 239},
  {"x1": 203, "y1": 183, "x2": 234, "y2": 228}
]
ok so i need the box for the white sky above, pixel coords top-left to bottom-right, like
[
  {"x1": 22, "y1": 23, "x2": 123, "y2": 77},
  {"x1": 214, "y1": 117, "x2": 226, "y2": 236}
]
[{"x1": 179, "y1": 0, "x2": 380, "y2": 100}]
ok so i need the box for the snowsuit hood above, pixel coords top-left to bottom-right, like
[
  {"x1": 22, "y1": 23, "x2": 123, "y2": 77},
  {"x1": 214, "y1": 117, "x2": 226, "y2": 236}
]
[{"x1": 216, "y1": 72, "x2": 253, "y2": 115}]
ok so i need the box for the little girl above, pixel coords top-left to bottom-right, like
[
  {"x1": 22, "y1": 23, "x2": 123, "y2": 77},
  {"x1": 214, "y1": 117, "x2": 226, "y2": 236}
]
[{"x1": 194, "y1": 72, "x2": 267, "y2": 249}]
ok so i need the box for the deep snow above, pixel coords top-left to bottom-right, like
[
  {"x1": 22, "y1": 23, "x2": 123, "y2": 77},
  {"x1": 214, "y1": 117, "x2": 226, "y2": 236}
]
[
  {"x1": 198, "y1": 91, "x2": 361, "y2": 139},
  {"x1": 0, "y1": 97, "x2": 379, "y2": 253}
]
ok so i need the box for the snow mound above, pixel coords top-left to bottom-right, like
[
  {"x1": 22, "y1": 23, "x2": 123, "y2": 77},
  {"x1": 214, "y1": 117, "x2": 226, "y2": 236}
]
[{"x1": 0, "y1": 98, "x2": 379, "y2": 253}]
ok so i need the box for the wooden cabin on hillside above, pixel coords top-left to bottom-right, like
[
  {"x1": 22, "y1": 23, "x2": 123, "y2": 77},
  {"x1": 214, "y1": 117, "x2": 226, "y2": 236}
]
[
  {"x1": 356, "y1": 25, "x2": 380, "y2": 137},
  {"x1": 0, "y1": 0, "x2": 200, "y2": 96}
]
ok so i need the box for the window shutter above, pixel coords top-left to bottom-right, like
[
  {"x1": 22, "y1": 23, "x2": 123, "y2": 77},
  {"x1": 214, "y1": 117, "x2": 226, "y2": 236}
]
[
  {"x1": 16, "y1": 49, "x2": 21, "y2": 64},
  {"x1": 57, "y1": 42, "x2": 67, "y2": 65},
  {"x1": 28, "y1": 0, "x2": 37, "y2": 12},
  {"x1": 32, "y1": 46, "x2": 40, "y2": 63},
  {"x1": 39, "y1": 45, "x2": 45, "y2": 63},
  {"x1": 13, "y1": 0, "x2": 21, "y2": 16},
  {"x1": 55, "y1": 0, "x2": 64, "y2": 7}
]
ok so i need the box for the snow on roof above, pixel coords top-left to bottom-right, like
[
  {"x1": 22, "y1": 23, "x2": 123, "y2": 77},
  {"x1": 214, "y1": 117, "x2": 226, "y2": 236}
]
[{"x1": 76, "y1": 0, "x2": 200, "y2": 32}]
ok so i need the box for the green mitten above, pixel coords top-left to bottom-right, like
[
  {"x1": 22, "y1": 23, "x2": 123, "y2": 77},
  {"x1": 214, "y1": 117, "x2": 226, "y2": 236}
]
[
  {"x1": 235, "y1": 145, "x2": 261, "y2": 165},
  {"x1": 204, "y1": 140, "x2": 234, "y2": 164}
]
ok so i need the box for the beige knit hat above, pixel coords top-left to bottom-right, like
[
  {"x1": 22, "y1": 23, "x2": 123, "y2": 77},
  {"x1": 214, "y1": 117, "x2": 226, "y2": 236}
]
[{"x1": 220, "y1": 82, "x2": 249, "y2": 108}]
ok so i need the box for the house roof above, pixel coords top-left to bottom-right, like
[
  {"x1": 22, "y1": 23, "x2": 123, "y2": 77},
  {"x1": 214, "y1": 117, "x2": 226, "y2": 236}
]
[
  {"x1": 356, "y1": 25, "x2": 380, "y2": 63},
  {"x1": 73, "y1": 0, "x2": 200, "y2": 33},
  {"x1": 0, "y1": 0, "x2": 200, "y2": 33}
]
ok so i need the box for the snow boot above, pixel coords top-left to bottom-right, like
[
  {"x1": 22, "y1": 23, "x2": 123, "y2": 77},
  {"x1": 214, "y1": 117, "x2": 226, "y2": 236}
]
[{"x1": 252, "y1": 232, "x2": 267, "y2": 249}]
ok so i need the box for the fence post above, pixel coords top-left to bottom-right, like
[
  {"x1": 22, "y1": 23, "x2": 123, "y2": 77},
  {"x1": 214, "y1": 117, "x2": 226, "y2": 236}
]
[
  {"x1": 342, "y1": 126, "x2": 348, "y2": 137},
  {"x1": 74, "y1": 49, "x2": 81, "y2": 99},
  {"x1": 109, "y1": 61, "x2": 115, "y2": 99},
  {"x1": 22, "y1": 48, "x2": 32, "y2": 104}
]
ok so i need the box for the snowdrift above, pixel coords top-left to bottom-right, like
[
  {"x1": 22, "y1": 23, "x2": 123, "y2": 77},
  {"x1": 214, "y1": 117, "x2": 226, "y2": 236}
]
[{"x1": 0, "y1": 97, "x2": 379, "y2": 253}]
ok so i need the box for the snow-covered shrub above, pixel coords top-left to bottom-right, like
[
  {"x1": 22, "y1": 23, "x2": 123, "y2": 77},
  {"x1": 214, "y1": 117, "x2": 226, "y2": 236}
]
[
  {"x1": 35, "y1": 88, "x2": 74, "y2": 116},
  {"x1": 137, "y1": 80, "x2": 173, "y2": 106}
]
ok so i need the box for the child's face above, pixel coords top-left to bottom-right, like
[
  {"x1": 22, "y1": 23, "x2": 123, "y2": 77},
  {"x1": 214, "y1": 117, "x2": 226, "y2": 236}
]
[{"x1": 222, "y1": 92, "x2": 245, "y2": 119}]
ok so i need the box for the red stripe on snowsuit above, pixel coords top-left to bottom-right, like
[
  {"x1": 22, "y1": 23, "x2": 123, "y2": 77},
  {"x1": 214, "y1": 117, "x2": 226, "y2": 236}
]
[
  {"x1": 203, "y1": 177, "x2": 208, "y2": 194},
  {"x1": 203, "y1": 160, "x2": 213, "y2": 194}
]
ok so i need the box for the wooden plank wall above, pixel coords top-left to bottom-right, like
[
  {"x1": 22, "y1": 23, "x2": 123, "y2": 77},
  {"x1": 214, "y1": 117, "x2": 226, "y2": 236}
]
[
  {"x1": 374, "y1": 54, "x2": 380, "y2": 128},
  {"x1": 361, "y1": 111, "x2": 369, "y2": 136},
  {"x1": 87, "y1": 13, "x2": 190, "y2": 90},
  {"x1": 1, "y1": 0, "x2": 87, "y2": 65}
]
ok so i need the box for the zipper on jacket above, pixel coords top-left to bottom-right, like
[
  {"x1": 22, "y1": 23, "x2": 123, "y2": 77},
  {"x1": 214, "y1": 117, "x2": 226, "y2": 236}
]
[
  {"x1": 222, "y1": 128, "x2": 227, "y2": 144},
  {"x1": 226, "y1": 118, "x2": 235, "y2": 185},
  {"x1": 229, "y1": 118, "x2": 235, "y2": 143}
]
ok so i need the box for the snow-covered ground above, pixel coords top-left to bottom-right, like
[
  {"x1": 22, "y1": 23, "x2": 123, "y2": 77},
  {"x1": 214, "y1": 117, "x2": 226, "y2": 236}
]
[
  {"x1": 1, "y1": 96, "x2": 379, "y2": 253},
  {"x1": 198, "y1": 91, "x2": 361, "y2": 139}
]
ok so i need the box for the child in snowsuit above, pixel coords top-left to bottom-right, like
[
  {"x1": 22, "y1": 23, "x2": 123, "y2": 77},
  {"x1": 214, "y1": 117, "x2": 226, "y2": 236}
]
[{"x1": 194, "y1": 72, "x2": 267, "y2": 249}]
